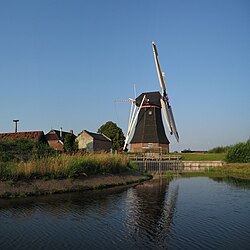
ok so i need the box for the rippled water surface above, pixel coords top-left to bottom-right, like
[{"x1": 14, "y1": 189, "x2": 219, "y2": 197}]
[{"x1": 0, "y1": 177, "x2": 250, "y2": 250}]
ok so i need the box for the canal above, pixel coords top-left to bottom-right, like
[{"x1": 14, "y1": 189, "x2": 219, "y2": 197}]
[{"x1": 0, "y1": 177, "x2": 250, "y2": 249}]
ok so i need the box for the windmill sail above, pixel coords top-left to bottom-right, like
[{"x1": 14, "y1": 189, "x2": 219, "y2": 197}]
[
  {"x1": 152, "y1": 41, "x2": 179, "y2": 142},
  {"x1": 123, "y1": 95, "x2": 146, "y2": 150}
]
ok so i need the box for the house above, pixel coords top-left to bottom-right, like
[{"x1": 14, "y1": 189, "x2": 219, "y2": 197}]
[
  {"x1": 45, "y1": 128, "x2": 75, "y2": 151},
  {"x1": 0, "y1": 131, "x2": 47, "y2": 143},
  {"x1": 76, "y1": 130, "x2": 112, "y2": 152}
]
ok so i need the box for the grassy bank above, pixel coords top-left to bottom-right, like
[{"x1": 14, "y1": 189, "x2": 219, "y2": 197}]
[
  {"x1": 0, "y1": 171, "x2": 150, "y2": 199},
  {"x1": 0, "y1": 153, "x2": 151, "y2": 199},
  {"x1": 0, "y1": 153, "x2": 134, "y2": 181},
  {"x1": 179, "y1": 153, "x2": 226, "y2": 161},
  {"x1": 178, "y1": 163, "x2": 250, "y2": 180}
]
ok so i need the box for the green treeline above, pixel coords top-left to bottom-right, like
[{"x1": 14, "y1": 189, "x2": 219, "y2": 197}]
[{"x1": 208, "y1": 146, "x2": 232, "y2": 154}]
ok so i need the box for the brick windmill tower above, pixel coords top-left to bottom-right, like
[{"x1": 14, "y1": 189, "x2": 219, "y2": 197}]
[{"x1": 123, "y1": 42, "x2": 179, "y2": 153}]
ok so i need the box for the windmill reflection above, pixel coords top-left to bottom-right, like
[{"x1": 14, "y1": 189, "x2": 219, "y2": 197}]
[{"x1": 125, "y1": 177, "x2": 179, "y2": 245}]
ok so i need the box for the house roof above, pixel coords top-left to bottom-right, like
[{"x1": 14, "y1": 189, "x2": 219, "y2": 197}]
[
  {"x1": 47, "y1": 140, "x2": 64, "y2": 151},
  {"x1": 0, "y1": 131, "x2": 45, "y2": 141},
  {"x1": 45, "y1": 129, "x2": 75, "y2": 141},
  {"x1": 80, "y1": 130, "x2": 111, "y2": 142}
]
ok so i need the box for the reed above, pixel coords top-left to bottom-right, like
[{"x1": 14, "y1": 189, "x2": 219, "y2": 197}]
[
  {"x1": 0, "y1": 153, "x2": 131, "y2": 181},
  {"x1": 225, "y1": 139, "x2": 250, "y2": 163}
]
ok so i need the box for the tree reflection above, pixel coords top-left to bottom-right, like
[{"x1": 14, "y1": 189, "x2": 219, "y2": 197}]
[{"x1": 211, "y1": 176, "x2": 250, "y2": 189}]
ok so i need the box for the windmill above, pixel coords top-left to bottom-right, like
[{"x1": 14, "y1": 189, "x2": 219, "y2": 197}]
[{"x1": 123, "y1": 42, "x2": 179, "y2": 153}]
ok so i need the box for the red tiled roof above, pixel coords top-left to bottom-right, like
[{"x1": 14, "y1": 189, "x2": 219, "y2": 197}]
[
  {"x1": 47, "y1": 140, "x2": 64, "y2": 151},
  {"x1": 0, "y1": 131, "x2": 45, "y2": 141},
  {"x1": 45, "y1": 129, "x2": 75, "y2": 141},
  {"x1": 45, "y1": 133, "x2": 59, "y2": 141}
]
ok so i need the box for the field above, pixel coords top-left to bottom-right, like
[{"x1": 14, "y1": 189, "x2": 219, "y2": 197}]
[{"x1": 178, "y1": 153, "x2": 226, "y2": 161}]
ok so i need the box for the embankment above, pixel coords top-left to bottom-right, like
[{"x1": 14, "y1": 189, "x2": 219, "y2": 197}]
[
  {"x1": 182, "y1": 160, "x2": 223, "y2": 171},
  {"x1": 178, "y1": 163, "x2": 250, "y2": 180},
  {"x1": 0, "y1": 171, "x2": 150, "y2": 199}
]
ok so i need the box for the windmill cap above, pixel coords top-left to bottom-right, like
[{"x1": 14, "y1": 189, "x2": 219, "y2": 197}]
[{"x1": 135, "y1": 91, "x2": 162, "y2": 107}]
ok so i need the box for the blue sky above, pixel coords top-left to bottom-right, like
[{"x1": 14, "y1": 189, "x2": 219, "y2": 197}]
[{"x1": 0, "y1": 0, "x2": 249, "y2": 152}]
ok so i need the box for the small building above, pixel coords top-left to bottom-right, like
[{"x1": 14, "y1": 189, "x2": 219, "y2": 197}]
[
  {"x1": 77, "y1": 130, "x2": 112, "y2": 153},
  {"x1": 45, "y1": 128, "x2": 74, "y2": 151},
  {"x1": 0, "y1": 131, "x2": 47, "y2": 142}
]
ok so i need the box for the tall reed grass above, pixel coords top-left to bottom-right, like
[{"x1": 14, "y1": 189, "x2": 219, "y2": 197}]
[
  {"x1": 225, "y1": 139, "x2": 250, "y2": 163},
  {"x1": 0, "y1": 153, "x2": 131, "y2": 181}
]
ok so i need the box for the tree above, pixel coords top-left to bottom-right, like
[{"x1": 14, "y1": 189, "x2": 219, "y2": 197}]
[
  {"x1": 64, "y1": 134, "x2": 78, "y2": 153},
  {"x1": 97, "y1": 121, "x2": 125, "y2": 151}
]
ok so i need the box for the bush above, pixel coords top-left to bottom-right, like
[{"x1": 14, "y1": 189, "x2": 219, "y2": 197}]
[
  {"x1": 0, "y1": 139, "x2": 55, "y2": 162},
  {"x1": 32, "y1": 142, "x2": 56, "y2": 159},
  {"x1": 225, "y1": 139, "x2": 250, "y2": 163},
  {"x1": 64, "y1": 134, "x2": 78, "y2": 153},
  {"x1": 0, "y1": 162, "x2": 18, "y2": 181}
]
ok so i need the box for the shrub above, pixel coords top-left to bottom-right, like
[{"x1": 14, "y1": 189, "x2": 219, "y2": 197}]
[
  {"x1": 0, "y1": 139, "x2": 55, "y2": 162},
  {"x1": 64, "y1": 134, "x2": 78, "y2": 153},
  {"x1": 225, "y1": 139, "x2": 250, "y2": 163},
  {"x1": 0, "y1": 162, "x2": 18, "y2": 181}
]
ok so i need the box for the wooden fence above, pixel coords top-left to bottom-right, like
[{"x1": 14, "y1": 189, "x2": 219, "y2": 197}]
[
  {"x1": 128, "y1": 154, "x2": 224, "y2": 173},
  {"x1": 128, "y1": 154, "x2": 183, "y2": 173}
]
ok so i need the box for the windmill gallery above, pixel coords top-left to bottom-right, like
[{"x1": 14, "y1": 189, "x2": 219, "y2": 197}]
[{"x1": 123, "y1": 42, "x2": 179, "y2": 153}]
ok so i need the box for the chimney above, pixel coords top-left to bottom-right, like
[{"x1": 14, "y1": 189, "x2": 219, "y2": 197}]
[
  {"x1": 70, "y1": 130, "x2": 73, "y2": 134},
  {"x1": 13, "y1": 120, "x2": 19, "y2": 133},
  {"x1": 60, "y1": 127, "x2": 63, "y2": 139}
]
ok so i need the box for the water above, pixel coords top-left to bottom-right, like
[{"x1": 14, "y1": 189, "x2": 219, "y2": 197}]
[{"x1": 0, "y1": 177, "x2": 250, "y2": 250}]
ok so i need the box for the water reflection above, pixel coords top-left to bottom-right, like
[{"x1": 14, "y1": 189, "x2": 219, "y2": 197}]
[
  {"x1": 0, "y1": 186, "x2": 129, "y2": 218},
  {"x1": 0, "y1": 179, "x2": 178, "y2": 250},
  {"x1": 0, "y1": 186, "x2": 132, "y2": 250},
  {"x1": 1, "y1": 177, "x2": 250, "y2": 250},
  {"x1": 211, "y1": 176, "x2": 250, "y2": 189},
  {"x1": 125, "y1": 178, "x2": 179, "y2": 248}
]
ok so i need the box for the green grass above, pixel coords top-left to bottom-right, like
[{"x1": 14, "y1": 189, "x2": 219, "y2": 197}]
[
  {"x1": 212, "y1": 163, "x2": 250, "y2": 179},
  {"x1": 179, "y1": 153, "x2": 226, "y2": 161}
]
